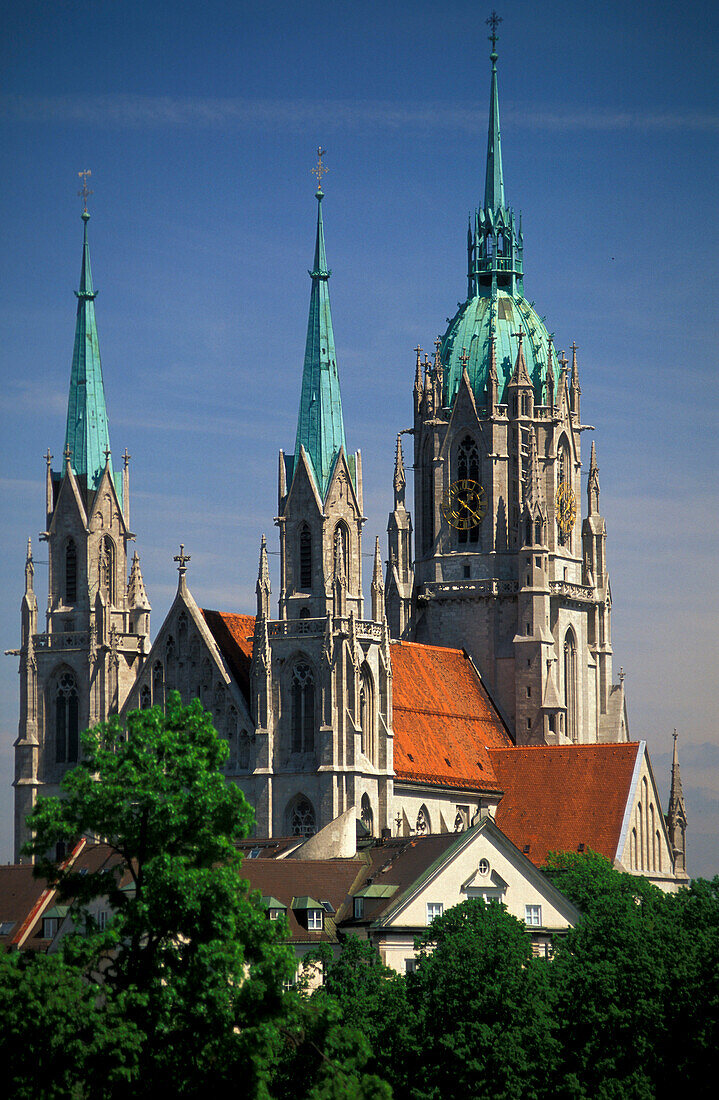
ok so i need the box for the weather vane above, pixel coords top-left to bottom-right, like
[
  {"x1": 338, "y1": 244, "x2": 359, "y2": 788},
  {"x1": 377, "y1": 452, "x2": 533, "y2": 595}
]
[
  {"x1": 487, "y1": 10, "x2": 502, "y2": 52},
  {"x1": 312, "y1": 147, "x2": 328, "y2": 192},
  {"x1": 78, "y1": 169, "x2": 93, "y2": 213}
]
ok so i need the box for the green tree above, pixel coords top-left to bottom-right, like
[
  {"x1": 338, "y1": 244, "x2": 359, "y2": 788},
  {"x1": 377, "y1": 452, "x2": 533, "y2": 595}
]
[
  {"x1": 0, "y1": 948, "x2": 140, "y2": 1099},
  {"x1": 546, "y1": 852, "x2": 719, "y2": 1099},
  {"x1": 24, "y1": 693, "x2": 295, "y2": 1099},
  {"x1": 405, "y1": 899, "x2": 559, "y2": 1100}
]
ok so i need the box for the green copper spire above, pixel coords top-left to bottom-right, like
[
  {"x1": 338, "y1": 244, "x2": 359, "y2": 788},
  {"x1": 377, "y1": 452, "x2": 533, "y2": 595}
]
[
  {"x1": 64, "y1": 208, "x2": 117, "y2": 499},
  {"x1": 293, "y1": 185, "x2": 347, "y2": 498},
  {"x1": 484, "y1": 13, "x2": 505, "y2": 213}
]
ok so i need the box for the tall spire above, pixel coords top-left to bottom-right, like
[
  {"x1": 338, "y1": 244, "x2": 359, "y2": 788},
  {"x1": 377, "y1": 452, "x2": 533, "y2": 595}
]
[
  {"x1": 64, "y1": 202, "x2": 116, "y2": 499},
  {"x1": 668, "y1": 729, "x2": 688, "y2": 875},
  {"x1": 484, "y1": 11, "x2": 505, "y2": 213},
  {"x1": 294, "y1": 177, "x2": 347, "y2": 498}
]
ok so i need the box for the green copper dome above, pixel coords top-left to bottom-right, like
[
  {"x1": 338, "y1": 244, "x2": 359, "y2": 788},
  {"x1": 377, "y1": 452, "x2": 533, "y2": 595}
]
[
  {"x1": 442, "y1": 291, "x2": 554, "y2": 406},
  {"x1": 440, "y1": 38, "x2": 559, "y2": 407}
]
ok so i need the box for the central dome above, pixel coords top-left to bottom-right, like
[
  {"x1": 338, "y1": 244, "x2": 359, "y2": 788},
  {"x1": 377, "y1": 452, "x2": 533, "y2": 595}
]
[{"x1": 441, "y1": 290, "x2": 557, "y2": 407}]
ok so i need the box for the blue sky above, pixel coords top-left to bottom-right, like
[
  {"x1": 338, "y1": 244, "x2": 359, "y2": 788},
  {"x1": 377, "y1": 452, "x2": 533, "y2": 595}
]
[{"x1": 1, "y1": 0, "x2": 717, "y2": 875}]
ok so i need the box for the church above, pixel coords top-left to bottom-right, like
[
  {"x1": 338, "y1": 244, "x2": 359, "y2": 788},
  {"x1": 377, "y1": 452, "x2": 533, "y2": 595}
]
[{"x1": 11, "y1": 34, "x2": 688, "y2": 890}]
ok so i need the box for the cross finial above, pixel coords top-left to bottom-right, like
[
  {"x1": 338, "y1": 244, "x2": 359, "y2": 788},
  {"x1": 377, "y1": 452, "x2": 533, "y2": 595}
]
[
  {"x1": 673, "y1": 727, "x2": 678, "y2": 742},
  {"x1": 45, "y1": 448, "x2": 53, "y2": 466},
  {"x1": 619, "y1": 666, "x2": 625, "y2": 684},
  {"x1": 63, "y1": 445, "x2": 72, "y2": 466},
  {"x1": 511, "y1": 324, "x2": 525, "y2": 346},
  {"x1": 312, "y1": 146, "x2": 328, "y2": 193},
  {"x1": 559, "y1": 350, "x2": 569, "y2": 370},
  {"x1": 122, "y1": 448, "x2": 131, "y2": 470},
  {"x1": 459, "y1": 346, "x2": 470, "y2": 370},
  {"x1": 78, "y1": 169, "x2": 93, "y2": 214},
  {"x1": 487, "y1": 10, "x2": 502, "y2": 55},
  {"x1": 104, "y1": 447, "x2": 111, "y2": 465},
  {"x1": 174, "y1": 543, "x2": 191, "y2": 576}
]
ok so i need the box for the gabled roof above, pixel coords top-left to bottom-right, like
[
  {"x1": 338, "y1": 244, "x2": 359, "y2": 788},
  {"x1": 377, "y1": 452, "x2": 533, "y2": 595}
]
[
  {"x1": 201, "y1": 611, "x2": 255, "y2": 702},
  {"x1": 390, "y1": 641, "x2": 512, "y2": 791},
  {"x1": 0, "y1": 864, "x2": 48, "y2": 950},
  {"x1": 490, "y1": 743, "x2": 641, "y2": 866}
]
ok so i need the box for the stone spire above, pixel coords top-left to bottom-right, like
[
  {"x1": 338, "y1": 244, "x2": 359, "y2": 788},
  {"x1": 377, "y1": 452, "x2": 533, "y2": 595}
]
[
  {"x1": 545, "y1": 336, "x2": 556, "y2": 408},
  {"x1": 64, "y1": 207, "x2": 118, "y2": 502},
  {"x1": 371, "y1": 536, "x2": 385, "y2": 622},
  {"x1": 256, "y1": 533, "x2": 271, "y2": 620},
  {"x1": 667, "y1": 729, "x2": 688, "y2": 875},
  {"x1": 587, "y1": 440, "x2": 600, "y2": 516},
  {"x1": 127, "y1": 551, "x2": 151, "y2": 610},
  {"x1": 294, "y1": 186, "x2": 347, "y2": 499},
  {"x1": 24, "y1": 537, "x2": 34, "y2": 598},
  {"x1": 570, "y1": 341, "x2": 581, "y2": 419},
  {"x1": 393, "y1": 433, "x2": 406, "y2": 507}
]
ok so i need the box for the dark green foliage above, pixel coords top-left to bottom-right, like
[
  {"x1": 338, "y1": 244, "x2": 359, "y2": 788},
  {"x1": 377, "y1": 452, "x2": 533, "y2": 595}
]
[
  {"x1": 406, "y1": 899, "x2": 559, "y2": 1099},
  {"x1": 20, "y1": 694, "x2": 296, "y2": 1099}
]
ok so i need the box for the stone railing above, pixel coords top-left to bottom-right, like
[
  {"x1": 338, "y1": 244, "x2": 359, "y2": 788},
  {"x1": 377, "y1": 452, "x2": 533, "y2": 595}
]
[
  {"x1": 267, "y1": 618, "x2": 325, "y2": 638},
  {"x1": 266, "y1": 617, "x2": 384, "y2": 642},
  {"x1": 550, "y1": 580, "x2": 594, "y2": 603},
  {"x1": 34, "y1": 631, "x2": 89, "y2": 650},
  {"x1": 422, "y1": 579, "x2": 519, "y2": 600}
]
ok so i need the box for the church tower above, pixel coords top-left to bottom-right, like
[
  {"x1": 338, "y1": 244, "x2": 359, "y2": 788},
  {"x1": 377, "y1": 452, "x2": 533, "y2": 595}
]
[
  {"x1": 251, "y1": 177, "x2": 393, "y2": 839},
  {"x1": 392, "y1": 30, "x2": 626, "y2": 746},
  {"x1": 13, "y1": 199, "x2": 150, "y2": 859}
]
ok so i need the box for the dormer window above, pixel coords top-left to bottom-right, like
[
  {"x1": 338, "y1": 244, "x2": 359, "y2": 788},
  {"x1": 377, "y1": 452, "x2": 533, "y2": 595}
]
[
  {"x1": 261, "y1": 896, "x2": 287, "y2": 923},
  {"x1": 291, "y1": 896, "x2": 324, "y2": 931}
]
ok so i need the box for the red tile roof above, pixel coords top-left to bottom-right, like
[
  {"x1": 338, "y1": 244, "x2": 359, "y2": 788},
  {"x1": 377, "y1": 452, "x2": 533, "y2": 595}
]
[
  {"x1": 491, "y1": 743, "x2": 640, "y2": 866},
  {"x1": 390, "y1": 641, "x2": 513, "y2": 791},
  {"x1": 201, "y1": 611, "x2": 256, "y2": 701}
]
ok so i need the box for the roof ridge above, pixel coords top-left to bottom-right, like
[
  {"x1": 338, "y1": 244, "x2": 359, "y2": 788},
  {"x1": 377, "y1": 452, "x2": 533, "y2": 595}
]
[
  {"x1": 393, "y1": 703, "x2": 497, "y2": 721},
  {"x1": 490, "y1": 742, "x2": 640, "y2": 753},
  {"x1": 391, "y1": 640, "x2": 467, "y2": 656}
]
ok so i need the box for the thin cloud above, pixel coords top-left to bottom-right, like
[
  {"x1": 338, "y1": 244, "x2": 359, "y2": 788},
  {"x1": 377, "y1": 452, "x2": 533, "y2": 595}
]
[{"x1": 2, "y1": 93, "x2": 718, "y2": 135}]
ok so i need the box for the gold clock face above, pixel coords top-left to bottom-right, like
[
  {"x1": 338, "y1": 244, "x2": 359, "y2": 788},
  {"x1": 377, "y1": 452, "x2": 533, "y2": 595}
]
[
  {"x1": 441, "y1": 479, "x2": 488, "y2": 530},
  {"x1": 556, "y1": 481, "x2": 577, "y2": 534}
]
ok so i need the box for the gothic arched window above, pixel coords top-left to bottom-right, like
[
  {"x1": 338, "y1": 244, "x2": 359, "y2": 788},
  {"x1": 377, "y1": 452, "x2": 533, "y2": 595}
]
[
  {"x1": 564, "y1": 630, "x2": 578, "y2": 743},
  {"x1": 287, "y1": 795, "x2": 316, "y2": 838},
  {"x1": 360, "y1": 793, "x2": 374, "y2": 836},
  {"x1": 238, "y1": 729, "x2": 251, "y2": 771},
  {"x1": 65, "y1": 539, "x2": 77, "y2": 605},
  {"x1": 177, "y1": 612, "x2": 188, "y2": 653},
  {"x1": 153, "y1": 661, "x2": 164, "y2": 708},
  {"x1": 333, "y1": 523, "x2": 349, "y2": 581},
  {"x1": 291, "y1": 663, "x2": 315, "y2": 755},
  {"x1": 55, "y1": 671, "x2": 79, "y2": 764},
  {"x1": 416, "y1": 804, "x2": 431, "y2": 835},
  {"x1": 140, "y1": 684, "x2": 151, "y2": 709},
  {"x1": 456, "y1": 435, "x2": 480, "y2": 545},
  {"x1": 100, "y1": 536, "x2": 115, "y2": 604},
  {"x1": 360, "y1": 665, "x2": 375, "y2": 765},
  {"x1": 166, "y1": 635, "x2": 175, "y2": 662},
  {"x1": 299, "y1": 524, "x2": 312, "y2": 591}
]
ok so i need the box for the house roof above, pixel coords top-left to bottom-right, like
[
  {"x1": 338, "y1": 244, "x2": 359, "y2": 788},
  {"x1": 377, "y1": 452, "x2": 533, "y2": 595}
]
[
  {"x1": 240, "y1": 858, "x2": 365, "y2": 943},
  {"x1": 201, "y1": 611, "x2": 255, "y2": 701},
  {"x1": 390, "y1": 641, "x2": 512, "y2": 791},
  {"x1": 490, "y1": 743, "x2": 641, "y2": 866},
  {"x1": 0, "y1": 864, "x2": 48, "y2": 950}
]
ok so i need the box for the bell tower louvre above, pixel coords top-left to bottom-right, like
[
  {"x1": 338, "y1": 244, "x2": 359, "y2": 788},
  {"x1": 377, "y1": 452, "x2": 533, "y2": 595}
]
[{"x1": 388, "y1": 26, "x2": 625, "y2": 748}]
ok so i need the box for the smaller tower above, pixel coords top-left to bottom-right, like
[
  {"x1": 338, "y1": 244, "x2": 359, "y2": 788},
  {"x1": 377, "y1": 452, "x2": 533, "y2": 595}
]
[
  {"x1": 386, "y1": 434, "x2": 414, "y2": 637},
  {"x1": 667, "y1": 730, "x2": 688, "y2": 878},
  {"x1": 252, "y1": 169, "x2": 393, "y2": 841},
  {"x1": 13, "y1": 195, "x2": 150, "y2": 859}
]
